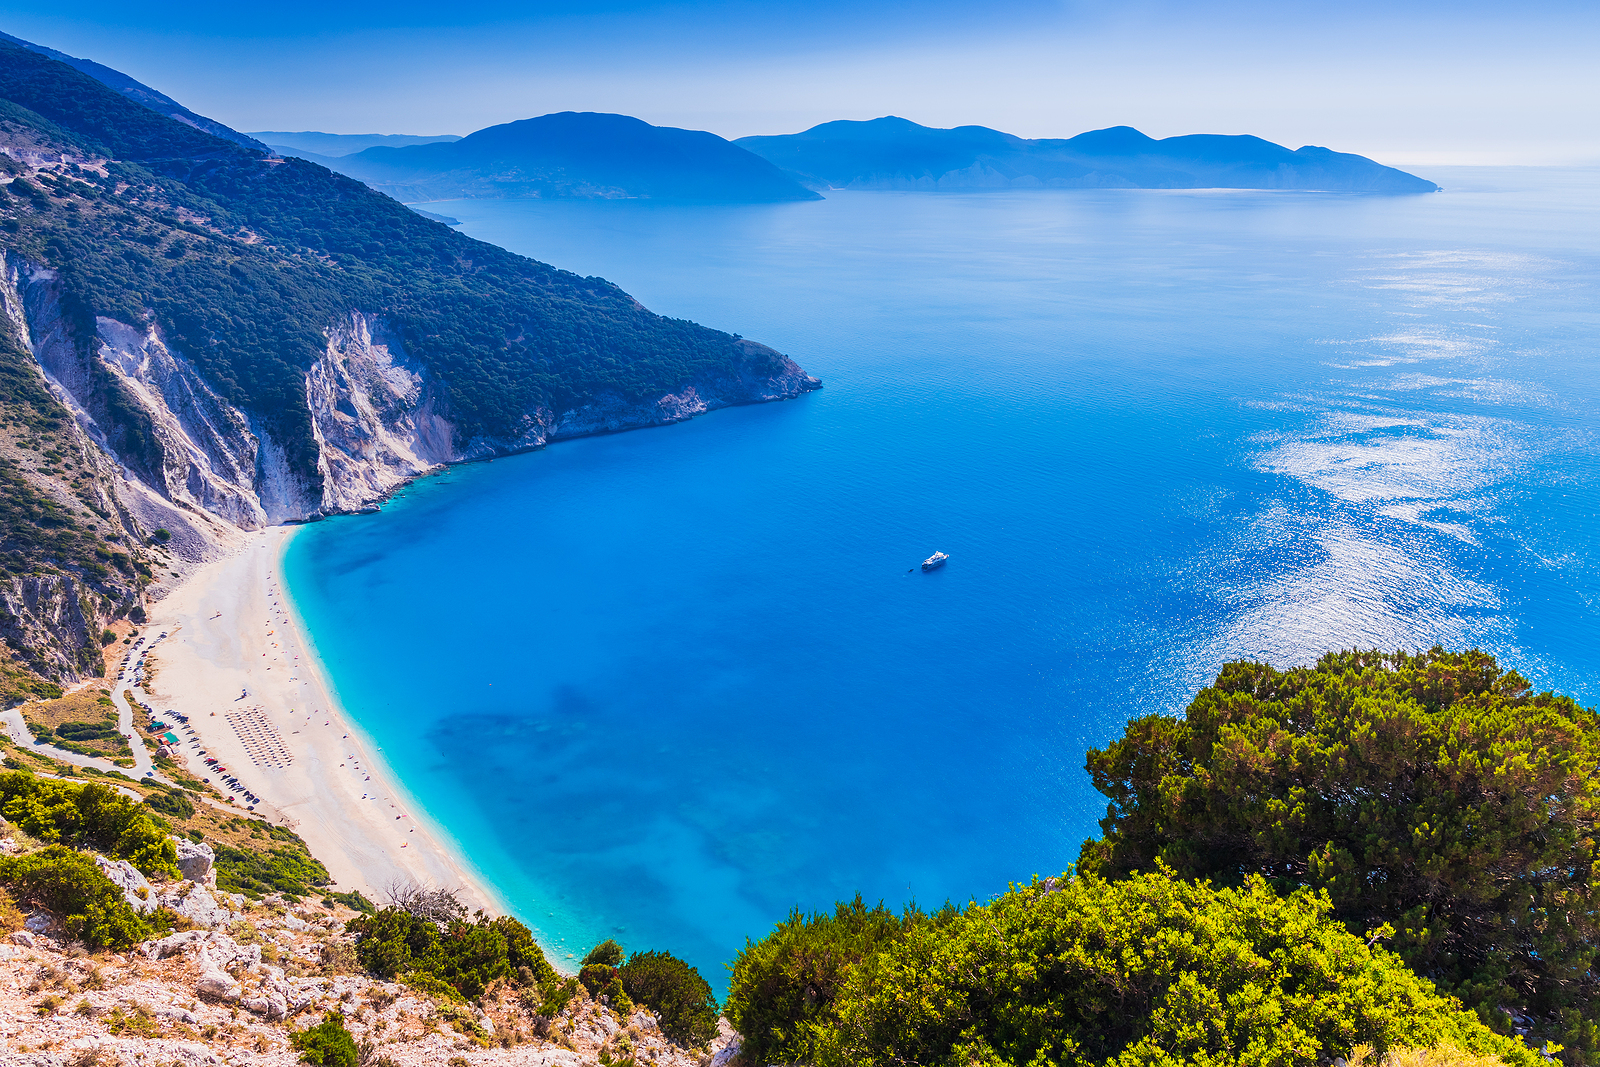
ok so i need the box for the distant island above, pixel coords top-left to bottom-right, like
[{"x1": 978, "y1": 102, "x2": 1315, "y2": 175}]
[
  {"x1": 735, "y1": 116, "x2": 1439, "y2": 194},
  {"x1": 306, "y1": 112, "x2": 823, "y2": 203}
]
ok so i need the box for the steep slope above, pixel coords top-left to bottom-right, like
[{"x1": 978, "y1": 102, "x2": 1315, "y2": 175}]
[
  {"x1": 0, "y1": 30, "x2": 266, "y2": 152},
  {"x1": 0, "y1": 38, "x2": 817, "y2": 693},
  {"x1": 322, "y1": 111, "x2": 822, "y2": 202},
  {"x1": 737, "y1": 117, "x2": 1439, "y2": 193}
]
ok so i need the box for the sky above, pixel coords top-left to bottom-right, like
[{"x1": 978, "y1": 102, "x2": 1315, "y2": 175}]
[{"x1": 1, "y1": 0, "x2": 1596, "y2": 165}]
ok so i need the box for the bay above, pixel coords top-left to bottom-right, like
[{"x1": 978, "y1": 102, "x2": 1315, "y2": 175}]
[{"x1": 285, "y1": 168, "x2": 1600, "y2": 989}]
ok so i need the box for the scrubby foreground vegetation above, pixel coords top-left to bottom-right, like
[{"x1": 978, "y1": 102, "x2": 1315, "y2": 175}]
[
  {"x1": 1081, "y1": 648, "x2": 1600, "y2": 1060},
  {"x1": 728, "y1": 648, "x2": 1590, "y2": 1067},
  {"x1": 728, "y1": 871, "x2": 1533, "y2": 1067}
]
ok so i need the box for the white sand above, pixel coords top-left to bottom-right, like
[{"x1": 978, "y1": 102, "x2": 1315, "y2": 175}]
[{"x1": 144, "y1": 527, "x2": 501, "y2": 913}]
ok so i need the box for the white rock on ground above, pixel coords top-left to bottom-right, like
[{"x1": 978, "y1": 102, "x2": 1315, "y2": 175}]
[{"x1": 173, "y1": 837, "x2": 217, "y2": 885}]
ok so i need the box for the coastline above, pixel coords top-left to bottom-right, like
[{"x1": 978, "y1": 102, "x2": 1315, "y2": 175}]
[{"x1": 143, "y1": 526, "x2": 505, "y2": 917}]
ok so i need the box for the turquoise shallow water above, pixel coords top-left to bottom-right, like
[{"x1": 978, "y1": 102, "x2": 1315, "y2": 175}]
[{"x1": 285, "y1": 168, "x2": 1600, "y2": 989}]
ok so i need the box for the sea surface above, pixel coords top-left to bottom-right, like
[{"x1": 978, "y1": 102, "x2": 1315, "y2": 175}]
[{"x1": 285, "y1": 169, "x2": 1600, "y2": 990}]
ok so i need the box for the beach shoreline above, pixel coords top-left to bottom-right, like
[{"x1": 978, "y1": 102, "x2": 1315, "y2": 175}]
[{"x1": 143, "y1": 526, "x2": 505, "y2": 916}]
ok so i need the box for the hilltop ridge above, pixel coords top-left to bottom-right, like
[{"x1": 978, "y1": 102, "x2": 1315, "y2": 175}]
[
  {"x1": 736, "y1": 116, "x2": 1439, "y2": 193},
  {"x1": 316, "y1": 112, "x2": 822, "y2": 203}
]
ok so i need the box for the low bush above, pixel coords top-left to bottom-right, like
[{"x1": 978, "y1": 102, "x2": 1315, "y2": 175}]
[
  {"x1": 323, "y1": 889, "x2": 375, "y2": 914},
  {"x1": 0, "y1": 844, "x2": 157, "y2": 949},
  {"x1": 618, "y1": 950, "x2": 719, "y2": 1047},
  {"x1": 0, "y1": 770, "x2": 175, "y2": 877},
  {"x1": 213, "y1": 831, "x2": 330, "y2": 898},
  {"x1": 348, "y1": 906, "x2": 559, "y2": 1002},
  {"x1": 291, "y1": 1011, "x2": 358, "y2": 1067},
  {"x1": 724, "y1": 893, "x2": 923, "y2": 1066},
  {"x1": 583, "y1": 938, "x2": 624, "y2": 967},
  {"x1": 142, "y1": 790, "x2": 194, "y2": 820}
]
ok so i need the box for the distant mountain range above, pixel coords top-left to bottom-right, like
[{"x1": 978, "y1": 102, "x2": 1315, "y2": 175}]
[
  {"x1": 307, "y1": 113, "x2": 822, "y2": 203},
  {"x1": 735, "y1": 117, "x2": 1438, "y2": 194},
  {"x1": 251, "y1": 131, "x2": 462, "y2": 157}
]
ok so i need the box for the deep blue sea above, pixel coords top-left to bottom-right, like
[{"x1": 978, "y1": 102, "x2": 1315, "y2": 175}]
[{"x1": 285, "y1": 168, "x2": 1600, "y2": 991}]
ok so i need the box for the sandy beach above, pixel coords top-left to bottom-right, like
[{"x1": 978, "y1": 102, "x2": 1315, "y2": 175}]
[{"x1": 144, "y1": 527, "x2": 501, "y2": 914}]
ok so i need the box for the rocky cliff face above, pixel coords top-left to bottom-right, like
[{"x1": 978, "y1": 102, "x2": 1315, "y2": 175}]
[
  {"x1": 5, "y1": 252, "x2": 819, "y2": 544},
  {"x1": 1, "y1": 249, "x2": 820, "y2": 554},
  {"x1": 0, "y1": 572, "x2": 103, "y2": 682},
  {"x1": 306, "y1": 312, "x2": 458, "y2": 514}
]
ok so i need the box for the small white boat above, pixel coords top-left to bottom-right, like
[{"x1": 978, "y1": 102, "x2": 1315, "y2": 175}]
[{"x1": 922, "y1": 551, "x2": 949, "y2": 571}]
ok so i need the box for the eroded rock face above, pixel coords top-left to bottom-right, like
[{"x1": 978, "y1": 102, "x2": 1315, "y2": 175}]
[
  {"x1": 173, "y1": 838, "x2": 216, "y2": 886},
  {"x1": 0, "y1": 572, "x2": 108, "y2": 682},
  {"x1": 306, "y1": 312, "x2": 457, "y2": 514}
]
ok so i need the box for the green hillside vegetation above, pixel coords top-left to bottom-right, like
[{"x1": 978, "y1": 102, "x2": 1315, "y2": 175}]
[
  {"x1": 1080, "y1": 648, "x2": 1600, "y2": 1061},
  {"x1": 212, "y1": 827, "x2": 331, "y2": 900},
  {"x1": 0, "y1": 768, "x2": 175, "y2": 876},
  {"x1": 350, "y1": 902, "x2": 560, "y2": 1002},
  {"x1": 0, "y1": 40, "x2": 804, "y2": 493}
]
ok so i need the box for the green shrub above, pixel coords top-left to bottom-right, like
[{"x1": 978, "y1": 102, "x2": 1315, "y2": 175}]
[
  {"x1": 213, "y1": 833, "x2": 330, "y2": 898},
  {"x1": 143, "y1": 790, "x2": 194, "y2": 820},
  {"x1": 0, "y1": 844, "x2": 157, "y2": 949},
  {"x1": 536, "y1": 976, "x2": 580, "y2": 1017},
  {"x1": 1081, "y1": 647, "x2": 1600, "y2": 1058},
  {"x1": 324, "y1": 890, "x2": 376, "y2": 914},
  {"x1": 491, "y1": 914, "x2": 557, "y2": 986},
  {"x1": 583, "y1": 938, "x2": 624, "y2": 966},
  {"x1": 579, "y1": 962, "x2": 616, "y2": 996},
  {"x1": 747, "y1": 869, "x2": 1537, "y2": 1067},
  {"x1": 349, "y1": 906, "x2": 558, "y2": 1002},
  {"x1": 725, "y1": 894, "x2": 921, "y2": 1066},
  {"x1": 619, "y1": 950, "x2": 719, "y2": 1047},
  {"x1": 0, "y1": 771, "x2": 175, "y2": 876},
  {"x1": 291, "y1": 1011, "x2": 359, "y2": 1067}
]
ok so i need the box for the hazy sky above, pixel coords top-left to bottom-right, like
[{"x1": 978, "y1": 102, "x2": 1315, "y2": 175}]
[{"x1": 2, "y1": 1, "x2": 1596, "y2": 165}]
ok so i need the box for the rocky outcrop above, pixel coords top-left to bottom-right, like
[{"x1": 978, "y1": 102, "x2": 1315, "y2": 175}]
[
  {"x1": 93, "y1": 855, "x2": 154, "y2": 913},
  {"x1": 498, "y1": 339, "x2": 821, "y2": 452},
  {"x1": 173, "y1": 837, "x2": 216, "y2": 885},
  {"x1": 306, "y1": 312, "x2": 457, "y2": 514},
  {"x1": 0, "y1": 572, "x2": 106, "y2": 680}
]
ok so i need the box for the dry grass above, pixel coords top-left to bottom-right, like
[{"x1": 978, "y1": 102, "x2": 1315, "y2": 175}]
[
  {"x1": 1349, "y1": 1045, "x2": 1511, "y2": 1067},
  {"x1": 25, "y1": 688, "x2": 115, "y2": 730},
  {"x1": 0, "y1": 885, "x2": 24, "y2": 932},
  {"x1": 21, "y1": 688, "x2": 130, "y2": 762}
]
